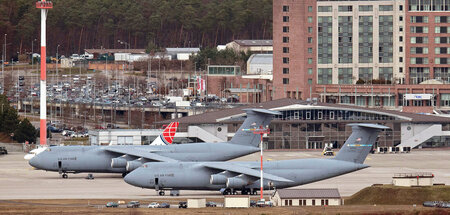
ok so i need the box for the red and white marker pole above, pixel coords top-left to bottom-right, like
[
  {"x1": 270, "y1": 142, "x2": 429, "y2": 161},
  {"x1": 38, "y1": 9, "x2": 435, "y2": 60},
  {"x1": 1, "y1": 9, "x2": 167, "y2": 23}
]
[
  {"x1": 36, "y1": 1, "x2": 53, "y2": 145},
  {"x1": 243, "y1": 126, "x2": 270, "y2": 200}
]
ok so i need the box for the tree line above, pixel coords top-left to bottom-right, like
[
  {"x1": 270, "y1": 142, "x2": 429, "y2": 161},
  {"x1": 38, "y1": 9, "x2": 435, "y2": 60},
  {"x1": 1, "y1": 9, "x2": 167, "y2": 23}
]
[
  {"x1": 0, "y1": 0, "x2": 273, "y2": 58},
  {"x1": 0, "y1": 95, "x2": 36, "y2": 143}
]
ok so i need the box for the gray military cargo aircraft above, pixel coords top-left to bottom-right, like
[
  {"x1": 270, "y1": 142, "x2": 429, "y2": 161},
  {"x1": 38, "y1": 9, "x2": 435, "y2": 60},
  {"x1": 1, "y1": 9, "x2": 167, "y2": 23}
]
[
  {"x1": 29, "y1": 109, "x2": 281, "y2": 178},
  {"x1": 124, "y1": 124, "x2": 388, "y2": 195}
]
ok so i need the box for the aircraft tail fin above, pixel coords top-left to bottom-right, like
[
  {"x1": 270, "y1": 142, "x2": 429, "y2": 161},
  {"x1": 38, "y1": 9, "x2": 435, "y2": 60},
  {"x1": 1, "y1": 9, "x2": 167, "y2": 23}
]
[
  {"x1": 230, "y1": 109, "x2": 280, "y2": 147},
  {"x1": 150, "y1": 122, "x2": 179, "y2": 145},
  {"x1": 334, "y1": 124, "x2": 389, "y2": 164}
]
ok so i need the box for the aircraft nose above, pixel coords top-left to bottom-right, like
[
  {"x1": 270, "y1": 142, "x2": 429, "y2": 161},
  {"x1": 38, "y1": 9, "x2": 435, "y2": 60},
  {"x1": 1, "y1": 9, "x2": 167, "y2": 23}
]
[
  {"x1": 29, "y1": 155, "x2": 41, "y2": 169},
  {"x1": 124, "y1": 169, "x2": 145, "y2": 187}
]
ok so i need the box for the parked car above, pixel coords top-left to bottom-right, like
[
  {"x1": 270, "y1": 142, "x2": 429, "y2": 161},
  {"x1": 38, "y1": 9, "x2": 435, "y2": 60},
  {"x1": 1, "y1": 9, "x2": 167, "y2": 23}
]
[
  {"x1": 423, "y1": 201, "x2": 441, "y2": 207},
  {"x1": 148, "y1": 202, "x2": 160, "y2": 208},
  {"x1": 206, "y1": 201, "x2": 217, "y2": 207},
  {"x1": 178, "y1": 201, "x2": 187, "y2": 208},
  {"x1": 126, "y1": 201, "x2": 140, "y2": 208},
  {"x1": 0, "y1": 147, "x2": 7, "y2": 155},
  {"x1": 250, "y1": 200, "x2": 257, "y2": 207},
  {"x1": 158, "y1": 203, "x2": 170, "y2": 208},
  {"x1": 105, "y1": 202, "x2": 118, "y2": 208}
]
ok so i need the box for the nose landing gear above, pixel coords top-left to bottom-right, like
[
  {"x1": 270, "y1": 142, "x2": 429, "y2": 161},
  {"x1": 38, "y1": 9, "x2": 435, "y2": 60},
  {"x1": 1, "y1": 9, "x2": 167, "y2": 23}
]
[{"x1": 62, "y1": 173, "x2": 68, "y2": 179}]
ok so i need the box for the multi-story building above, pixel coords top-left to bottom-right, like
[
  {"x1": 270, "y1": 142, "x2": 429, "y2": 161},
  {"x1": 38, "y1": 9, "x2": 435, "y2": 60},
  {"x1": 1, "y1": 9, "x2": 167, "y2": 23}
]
[{"x1": 273, "y1": 0, "x2": 450, "y2": 113}]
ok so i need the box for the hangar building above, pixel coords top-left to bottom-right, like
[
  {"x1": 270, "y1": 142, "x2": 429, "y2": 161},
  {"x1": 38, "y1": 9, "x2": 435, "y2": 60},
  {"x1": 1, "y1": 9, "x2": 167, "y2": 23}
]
[{"x1": 157, "y1": 98, "x2": 450, "y2": 149}]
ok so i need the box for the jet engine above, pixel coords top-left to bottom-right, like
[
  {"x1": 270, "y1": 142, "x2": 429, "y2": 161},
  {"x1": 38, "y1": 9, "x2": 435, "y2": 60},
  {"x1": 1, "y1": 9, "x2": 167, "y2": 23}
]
[
  {"x1": 226, "y1": 177, "x2": 251, "y2": 189},
  {"x1": 210, "y1": 171, "x2": 235, "y2": 185},
  {"x1": 111, "y1": 157, "x2": 127, "y2": 168},
  {"x1": 210, "y1": 174, "x2": 228, "y2": 185},
  {"x1": 126, "y1": 160, "x2": 144, "y2": 172}
]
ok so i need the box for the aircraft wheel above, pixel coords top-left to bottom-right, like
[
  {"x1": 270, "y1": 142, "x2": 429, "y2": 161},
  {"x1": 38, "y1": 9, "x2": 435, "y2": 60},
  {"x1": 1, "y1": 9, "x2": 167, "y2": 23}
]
[
  {"x1": 159, "y1": 191, "x2": 165, "y2": 196},
  {"x1": 62, "y1": 173, "x2": 68, "y2": 179},
  {"x1": 251, "y1": 190, "x2": 257, "y2": 195}
]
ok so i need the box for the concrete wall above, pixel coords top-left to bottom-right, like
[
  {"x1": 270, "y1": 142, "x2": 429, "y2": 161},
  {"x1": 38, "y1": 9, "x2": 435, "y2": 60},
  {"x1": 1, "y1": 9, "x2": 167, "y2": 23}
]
[
  {"x1": 187, "y1": 199, "x2": 206, "y2": 208},
  {"x1": 224, "y1": 196, "x2": 250, "y2": 208}
]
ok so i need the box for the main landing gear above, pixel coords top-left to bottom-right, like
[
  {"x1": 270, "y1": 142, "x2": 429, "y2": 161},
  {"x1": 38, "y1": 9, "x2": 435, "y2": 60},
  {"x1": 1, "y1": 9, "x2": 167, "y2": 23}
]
[
  {"x1": 62, "y1": 173, "x2": 68, "y2": 179},
  {"x1": 158, "y1": 191, "x2": 165, "y2": 196},
  {"x1": 222, "y1": 188, "x2": 257, "y2": 195}
]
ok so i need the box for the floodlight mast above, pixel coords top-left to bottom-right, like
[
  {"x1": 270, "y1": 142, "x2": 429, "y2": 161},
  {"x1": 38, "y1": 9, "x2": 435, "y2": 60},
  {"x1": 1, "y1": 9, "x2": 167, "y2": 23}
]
[
  {"x1": 243, "y1": 125, "x2": 270, "y2": 200},
  {"x1": 36, "y1": 0, "x2": 53, "y2": 145}
]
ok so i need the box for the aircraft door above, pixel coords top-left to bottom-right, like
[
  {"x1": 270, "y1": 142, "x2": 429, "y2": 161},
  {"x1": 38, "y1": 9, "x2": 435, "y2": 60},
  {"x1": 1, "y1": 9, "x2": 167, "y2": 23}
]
[{"x1": 155, "y1": 177, "x2": 159, "y2": 190}]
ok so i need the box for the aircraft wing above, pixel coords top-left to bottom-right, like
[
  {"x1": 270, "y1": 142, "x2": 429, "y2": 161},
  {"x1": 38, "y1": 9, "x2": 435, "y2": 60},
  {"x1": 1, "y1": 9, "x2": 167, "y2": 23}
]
[
  {"x1": 202, "y1": 162, "x2": 293, "y2": 182},
  {"x1": 104, "y1": 147, "x2": 178, "y2": 162}
]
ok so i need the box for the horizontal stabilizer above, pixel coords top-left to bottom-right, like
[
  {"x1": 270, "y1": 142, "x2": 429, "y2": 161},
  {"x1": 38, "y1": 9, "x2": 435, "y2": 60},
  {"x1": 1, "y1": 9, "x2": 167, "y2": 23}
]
[{"x1": 202, "y1": 162, "x2": 293, "y2": 182}]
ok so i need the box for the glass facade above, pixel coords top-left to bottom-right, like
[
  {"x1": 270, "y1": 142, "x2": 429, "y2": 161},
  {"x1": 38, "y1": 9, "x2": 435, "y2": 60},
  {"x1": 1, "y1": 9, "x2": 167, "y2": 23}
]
[
  {"x1": 408, "y1": 0, "x2": 450, "y2": 11},
  {"x1": 409, "y1": 67, "x2": 430, "y2": 84},
  {"x1": 208, "y1": 66, "x2": 241, "y2": 76},
  {"x1": 359, "y1": 67, "x2": 373, "y2": 82},
  {"x1": 228, "y1": 109, "x2": 401, "y2": 150},
  {"x1": 318, "y1": 16, "x2": 332, "y2": 64},
  {"x1": 317, "y1": 68, "x2": 332, "y2": 84},
  {"x1": 359, "y1": 16, "x2": 373, "y2": 63},
  {"x1": 338, "y1": 16, "x2": 353, "y2": 64},
  {"x1": 338, "y1": 68, "x2": 353, "y2": 84},
  {"x1": 379, "y1": 15, "x2": 393, "y2": 63}
]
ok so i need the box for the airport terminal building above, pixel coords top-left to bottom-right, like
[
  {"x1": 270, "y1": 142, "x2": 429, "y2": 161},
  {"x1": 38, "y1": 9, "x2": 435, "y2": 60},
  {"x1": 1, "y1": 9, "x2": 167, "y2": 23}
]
[{"x1": 157, "y1": 98, "x2": 450, "y2": 149}]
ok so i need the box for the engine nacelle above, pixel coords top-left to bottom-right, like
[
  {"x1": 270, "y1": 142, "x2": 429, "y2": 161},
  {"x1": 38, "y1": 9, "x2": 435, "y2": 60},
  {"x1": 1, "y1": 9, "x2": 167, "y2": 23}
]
[
  {"x1": 111, "y1": 157, "x2": 128, "y2": 168},
  {"x1": 210, "y1": 174, "x2": 228, "y2": 185},
  {"x1": 226, "y1": 177, "x2": 250, "y2": 189},
  {"x1": 126, "y1": 160, "x2": 143, "y2": 172}
]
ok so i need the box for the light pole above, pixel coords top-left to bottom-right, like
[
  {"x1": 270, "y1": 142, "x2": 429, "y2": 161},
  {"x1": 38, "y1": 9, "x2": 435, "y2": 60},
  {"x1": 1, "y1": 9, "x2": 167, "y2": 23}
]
[{"x1": 56, "y1": 44, "x2": 61, "y2": 118}]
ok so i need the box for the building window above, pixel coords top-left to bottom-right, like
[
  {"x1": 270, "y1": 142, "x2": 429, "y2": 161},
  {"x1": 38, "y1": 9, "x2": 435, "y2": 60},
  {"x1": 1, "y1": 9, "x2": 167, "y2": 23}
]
[
  {"x1": 283, "y1": 57, "x2": 290, "y2": 64},
  {"x1": 283, "y1": 36, "x2": 289, "y2": 43},
  {"x1": 379, "y1": 67, "x2": 393, "y2": 82},
  {"x1": 409, "y1": 67, "x2": 430, "y2": 84},
  {"x1": 399, "y1": 57, "x2": 403, "y2": 62},
  {"x1": 435, "y1": 27, "x2": 449, "y2": 33},
  {"x1": 308, "y1": 48, "x2": 313, "y2": 53},
  {"x1": 308, "y1": 6, "x2": 313, "y2": 12},
  {"x1": 399, "y1": 67, "x2": 403, "y2": 73},
  {"x1": 318, "y1": 6, "x2": 332, "y2": 12},
  {"x1": 399, "y1": 16, "x2": 403, "y2": 21},
  {"x1": 435, "y1": 47, "x2": 450, "y2": 54},
  {"x1": 435, "y1": 37, "x2": 450, "y2": 44},
  {"x1": 283, "y1": 5, "x2": 289, "y2": 12},
  {"x1": 338, "y1": 68, "x2": 353, "y2": 84},
  {"x1": 411, "y1": 37, "x2": 428, "y2": 44},
  {"x1": 283, "y1": 78, "x2": 289, "y2": 84},
  {"x1": 283, "y1": 26, "x2": 290, "y2": 33},
  {"x1": 338, "y1": 5, "x2": 352, "y2": 12},
  {"x1": 308, "y1": 27, "x2": 313, "y2": 33},
  {"x1": 399, "y1": 5, "x2": 403, "y2": 11},
  {"x1": 283, "y1": 16, "x2": 289, "y2": 22},
  {"x1": 410, "y1": 16, "x2": 428, "y2": 23},
  {"x1": 312, "y1": 199, "x2": 316, "y2": 206},
  {"x1": 308, "y1": 79, "x2": 313, "y2": 85},
  {"x1": 410, "y1": 57, "x2": 429, "y2": 64},
  {"x1": 435, "y1": 58, "x2": 449, "y2": 64},
  {"x1": 399, "y1": 36, "x2": 403, "y2": 42},
  {"x1": 318, "y1": 68, "x2": 332, "y2": 84},
  {"x1": 358, "y1": 67, "x2": 373, "y2": 82},
  {"x1": 359, "y1": 5, "x2": 373, "y2": 11},
  {"x1": 435, "y1": 16, "x2": 449, "y2": 23},
  {"x1": 399, "y1": 46, "x2": 403, "y2": 52},
  {"x1": 308, "y1": 37, "x2": 313, "y2": 43},
  {"x1": 283, "y1": 47, "x2": 290, "y2": 53},
  {"x1": 308, "y1": 16, "x2": 313, "y2": 23},
  {"x1": 308, "y1": 68, "x2": 313, "y2": 74},
  {"x1": 308, "y1": 58, "x2": 313, "y2": 64},
  {"x1": 283, "y1": 68, "x2": 289, "y2": 74},
  {"x1": 379, "y1": 5, "x2": 393, "y2": 11},
  {"x1": 411, "y1": 47, "x2": 428, "y2": 54},
  {"x1": 399, "y1": 26, "x2": 403, "y2": 32},
  {"x1": 410, "y1": 26, "x2": 428, "y2": 33}
]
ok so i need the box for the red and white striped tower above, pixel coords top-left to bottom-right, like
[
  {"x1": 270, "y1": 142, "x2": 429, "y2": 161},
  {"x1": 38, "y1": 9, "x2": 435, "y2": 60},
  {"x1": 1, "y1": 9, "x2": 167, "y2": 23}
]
[
  {"x1": 243, "y1": 125, "x2": 270, "y2": 200},
  {"x1": 36, "y1": 1, "x2": 53, "y2": 145}
]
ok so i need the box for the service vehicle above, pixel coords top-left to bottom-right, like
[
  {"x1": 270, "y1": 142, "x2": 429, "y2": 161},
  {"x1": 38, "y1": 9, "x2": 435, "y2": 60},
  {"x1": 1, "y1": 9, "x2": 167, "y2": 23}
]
[
  {"x1": 105, "y1": 202, "x2": 118, "y2": 208},
  {"x1": 147, "y1": 202, "x2": 159, "y2": 208},
  {"x1": 126, "y1": 201, "x2": 140, "y2": 208}
]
